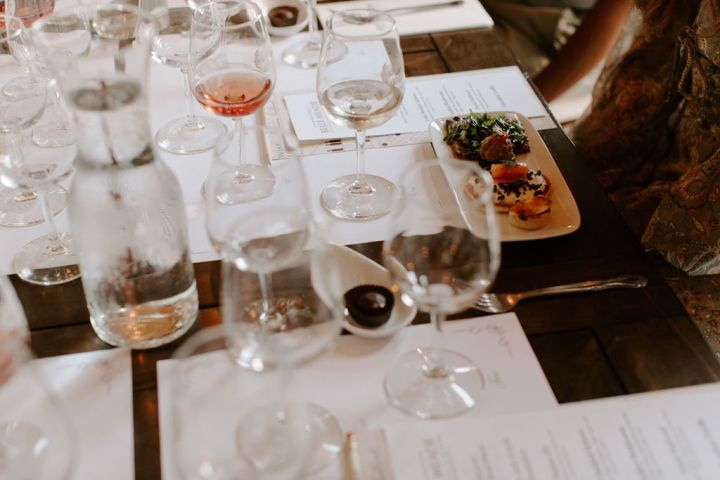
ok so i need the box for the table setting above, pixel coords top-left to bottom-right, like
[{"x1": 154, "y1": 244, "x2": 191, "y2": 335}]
[{"x1": 0, "y1": 0, "x2": 719, "y2": 479}]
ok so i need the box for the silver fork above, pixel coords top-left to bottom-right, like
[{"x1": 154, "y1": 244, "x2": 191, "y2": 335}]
[
  {"x1": 473, "y1": 275, "x2": 648, "y2": 313},
  {"x1": 331, "y1": 0, "x2": 464, "y2": 24}
]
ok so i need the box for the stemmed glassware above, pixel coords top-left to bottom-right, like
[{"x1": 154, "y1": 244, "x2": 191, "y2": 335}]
[
  {"x1": 171, "y1": 244, "x2": 345, "y2": 478},
  {"x1": 145, "y1": 0, "x2": 227, "y2": 154},
  {"x1": 0, "y1": 10, "x2": 67, "y2": 228},
  {"x1": 316, "y1": 9, "x2": 405, "y2": 220},
  {"x1": 5, "y1": 0, "x2": 75, "y2": 149},
  {"x1": 0, "y1": 18, "x2": 79, "y2": 285},
  {"x1": 281, "y1": 0, "x2": 321, "y2": 68},
  {"x1": 382, "y1": 159, "x2": 501, "y2": 419},
  {"x1": 0, "y1": 278, "x2": 74, "y2": 480},
  {"x1": 189, "y1": 0, "x2": 276, "y2": 203},
  {"x1": 205, "y1": 126, "x2": 309, "y2": 330}
]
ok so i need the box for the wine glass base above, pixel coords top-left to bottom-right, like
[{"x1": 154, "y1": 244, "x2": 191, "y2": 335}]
[
  {"x1": 321, "y1": 174, "x2": 396, "y2": 220},
  {"x1": 155, "y1": 116, "x2": 228, "y2": 155},
  {"x1": 0, "y1": 186, "x2": 66, "y2": 228},
  {"x1": 282, "y1": 38, "x2": 321, "y2": 69},
  {"x1": 213, "y1": 165, "x2": 276, "y2": 204},
  {"x1": 32, "y1": 123, "x2": 77, "y2": 148},
  {"x1": 236, "y1": 402, "x2": 342, "y2": 475},
  {"x1": 384, "y1": 347, "x2": 485, "y2": 419},
  {"x1": 0, "y1": 420, "x2": 50, "y2": 478},
  {"x1": 14, "y1": 232, "x2": 81, "y2": 286}
]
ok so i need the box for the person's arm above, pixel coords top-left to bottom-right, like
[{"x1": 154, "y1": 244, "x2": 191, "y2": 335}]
[{"x1": 534, "y1": 0, "x2": 633, "y2": 102}]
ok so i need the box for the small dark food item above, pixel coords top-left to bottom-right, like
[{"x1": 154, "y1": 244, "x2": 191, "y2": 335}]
[
  {"x1": 479, "y1": 134, "x2": 515, "y2": 163},
  {"x1": 444, "y1": 112, "x2": 529, "y2": 166},
  {"x1": 268, "y1": 6, "x2": 299, "y2": 27},
  {"x1": 344, "y1": 285, "x2": 394, "y2": 328}
]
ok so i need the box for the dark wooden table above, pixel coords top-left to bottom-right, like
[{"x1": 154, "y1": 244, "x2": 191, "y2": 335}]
[{"x1": 13, "y1": 25, "x2": 720, "y2": 480}]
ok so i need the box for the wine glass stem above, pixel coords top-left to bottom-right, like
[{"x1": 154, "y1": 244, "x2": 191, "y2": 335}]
[
  {"x1": 307, "y1": 0, "x2": 318, "y2": 38},
  {"x1": 234, "y1": 117, "x2": 245, "y2": 166},
  {"x1": 350, "y1": 129, "x2": 370, "y2": 193},
  {"x1": 422, "y1": 309, "x2": 450, "y2": 379},
  {"x1": 180, "y1": 67, "x2": 199, "y2": 128},
  {"x1": 258, "y1": 272, "x2": 277, "y2": 320},
  {"x1": 38, "y1": 186, "x2": 67, "y2": 257}
]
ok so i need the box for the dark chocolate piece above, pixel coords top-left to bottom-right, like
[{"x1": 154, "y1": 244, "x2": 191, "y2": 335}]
[
  {"x1": 268, "y1": 6, "x2": 299, "y2": 27},
  {"x1": 344, "y1": 284, "x2": 394, "y2": 328}
]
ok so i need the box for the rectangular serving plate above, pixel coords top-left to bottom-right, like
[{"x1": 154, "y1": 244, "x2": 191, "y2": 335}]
[{"x1": 430, "y1": 112, "x2": 581, "y2": 242}]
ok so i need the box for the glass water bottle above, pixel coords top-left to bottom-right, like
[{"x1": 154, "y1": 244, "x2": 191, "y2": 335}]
[{"x1": 33, "y1": 4, "x2": 199, "y2": 348}]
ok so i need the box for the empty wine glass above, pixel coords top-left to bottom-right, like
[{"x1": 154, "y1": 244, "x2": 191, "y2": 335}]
[
  {"x1": 0, "y1": 18, "x2": 79, "y2": 287},
  {"x1": 171, "y1": 243, "x2": 345, "y2": 478},
  {"x1": 0, "y1": 15, "x2": 68, "y2": 228},
  {"x1": 206, "y1": 125, "x2": 310, "y2": 332},
  {"x1": 1, "y1": 0, "x2": 53, "y2": 98},
  {"x1": 281, "y1": 0, "x2": 320, "y2": 68},
  {"x1": 189, "y1": 0, "x2": 276, "y2": 203},
  {"x1": 0, "y1": 132, "x2": 79, "y2": 285},
  {"x1": 382, "y1": 158, "x2": 501, "y2": 419},
  {"x1": 223, "y1": 242, "x2": 345, "y2": 474},
  {"x1": 0, "y1": 279, "x2": 74, "y2": 480},
  {"x1": 143, "y1": 0, "x2": 227, "y2": 154},
  {"x1": 316, "y1": 9, "x2": 405, "y2": 220}
]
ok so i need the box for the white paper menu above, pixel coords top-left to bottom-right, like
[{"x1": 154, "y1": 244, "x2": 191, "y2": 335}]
[
  {"x1": 36, "y1": 348, "x2": 134, "y2": 480},
  {"x1": 316, "y1": 0, "x2": 495, "y2": 37},
  {"x1": 157, "y1": 314, "x2": 558, "y2": 479},
  {"x1": 357, "y1": 382, "x2": 720, "y2": 480},
  {"x1": 285, "y1": 67, "x2": 548, "y2": 141}
]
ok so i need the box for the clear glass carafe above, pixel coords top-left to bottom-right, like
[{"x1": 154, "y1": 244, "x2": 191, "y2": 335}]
[{"x1": 33, "y1": 4, "x2": 198, "y2": 348}]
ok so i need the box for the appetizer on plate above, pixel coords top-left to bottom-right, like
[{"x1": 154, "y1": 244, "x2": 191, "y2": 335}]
[{"x1": 446, "y1": 112, "x2": 552, "y2": 230}]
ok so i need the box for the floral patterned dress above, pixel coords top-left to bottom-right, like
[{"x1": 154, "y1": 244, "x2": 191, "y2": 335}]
[{"x1": 572, "y1": 1, "x2": 720, "y2": 357}]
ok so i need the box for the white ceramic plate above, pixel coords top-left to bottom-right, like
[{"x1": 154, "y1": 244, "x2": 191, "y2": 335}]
[
  {"x1": 329, "y1": 244, "x2": 417, "y2": 338},
  {"x1": 429, "y1": 112, "x2": 581, "y2": 241}
]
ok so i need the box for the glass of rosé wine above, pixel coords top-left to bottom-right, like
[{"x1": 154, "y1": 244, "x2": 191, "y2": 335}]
[{"x1": 189, "y1": 0, "x2": 277, "y2": 204}]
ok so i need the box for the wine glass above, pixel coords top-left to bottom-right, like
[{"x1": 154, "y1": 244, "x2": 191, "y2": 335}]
[
  {"x1": 206, "y1": 125, "x2": 310, "y2": 332},
  {"x1": 382, "y1": 158, "x2": 501, "y2": 419},
  {"x1": 3, "y1": 0, "x2": 73, "y2": 149},
  {"x1": 0, "y1": 279, "x2": 74, "y2": 480},
  {"x1": 171, "y1": 243, "x2": 345, "y2": 478},
  {"x1": 189, "y1": 0, "x2": 276, "y2": 204},
  {"x1": 0, "y1": 20, "x2": 78, "y2": 286},
  {"x1": 281, "y1": 0, "x2": 320, "y2": 68},
  {"x1": 143, "y1": 0, "x2": 227, "y2": 154},
  {"x1": 0, "y1": 14, "x2": 68, "y2": 228},
  {"x1": 0, "y1": 131, "x2": 79, "y2": 285},
  {"x1": 316, "y1": 9, "x2": 405, "y2": 220}
]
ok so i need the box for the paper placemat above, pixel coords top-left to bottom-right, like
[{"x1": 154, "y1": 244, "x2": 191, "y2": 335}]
[
  {"x1": 286, "y1": 67, "x2": 548, "y2": 142},
  {"x1": 317, "y1": 0, "x2": 494, "y2": 36},
  {"x1": 157, "y1": 314, "x2": 557, "y2": 478},
  {"x1": 37, "y1": 349, "x2": 134, "y2": 480},
  {"x1": 362, "y1": 382, "x2": 720, "y2": 479}
]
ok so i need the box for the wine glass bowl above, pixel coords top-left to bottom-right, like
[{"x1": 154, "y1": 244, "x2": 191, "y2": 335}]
[
  {"x1": 381, "y1": 159, "x2": 500, "y2": 419},
  {"x1": 316, "y1": 9, "x2": 405, "y2": 220}
]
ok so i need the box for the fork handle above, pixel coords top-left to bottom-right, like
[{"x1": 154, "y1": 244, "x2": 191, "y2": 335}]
[
  {"x1": 520, "y1": 275, "x2": 648, "y2": 300},
  {"x1": 385, "y1": 0, "x2": 464, "y2": 15}
]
